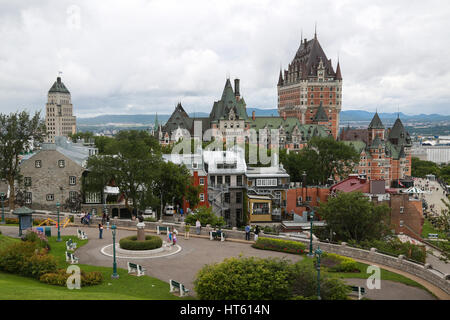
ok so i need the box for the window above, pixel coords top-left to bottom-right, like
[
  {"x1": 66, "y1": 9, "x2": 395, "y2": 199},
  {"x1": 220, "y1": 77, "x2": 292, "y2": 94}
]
[
  {"x1": 58, "y1": 160, "x2": 65, "y2": 168},
  {"x1": 69, "y1": 191, "x2": 78, "y2": 203},
  {"x1": 297, "y1": 196, "x2": 303, "y2": 206},
  {"x1": 236, "y1": 192, "x2": 242, "y2": 204},
  {"x1": 224, "y1": 193, "x2": 230, "y2": 203},
  {"x1": 199, "y1": 178, "x2": 205, "y2": 185},
  {"x1": 400, "y1": 207, "x2": 404, "y2": 213},
  {"x1": 25, "y1": 192, "x2": 32, "y2": 204},
  {"x1": 306, "y1": 196, "x2": 312, "y2": 202},
  {"x1": 35, "y1": 160, "x2": 42, "y2": 168},
  {"x1": 85, "y1": 192, "x2": 101, "y2": 204},
  {"x1": 237, "y1": 175, "x2": 243, "y2": 186},
  {"x1": 24, "y1": 177, "x2": 32, "y2": 187},
  {"x1": 217, "y1": 176, "x2": 223, "y2": 185},
  {"x1": 46, "y1": 194, "x2": 54, "y2": 201},
  {"x1": 192, "y1": 162, "x2": 198, "y2": 169},
  {"x1": 199, "y1": 193, "x2": 204, "y2": 202},
  {"x1": 225, "y1": 176, "x2": 231, "y2": 185},
  {"x1": 256, "y1": 179, "x2": 277, "y2": 187},
  {"x1": 69, "y1": 176, "x2": 76, "y2": 185},
  {"x1": 210, "y1": 176, "x2": 215, "y2": 186}
]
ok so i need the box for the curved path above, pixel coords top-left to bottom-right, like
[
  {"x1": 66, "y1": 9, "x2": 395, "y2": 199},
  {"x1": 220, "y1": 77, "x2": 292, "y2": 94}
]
[{"x1": 0, "y1": 225, "x2": 444, "y2": 299}]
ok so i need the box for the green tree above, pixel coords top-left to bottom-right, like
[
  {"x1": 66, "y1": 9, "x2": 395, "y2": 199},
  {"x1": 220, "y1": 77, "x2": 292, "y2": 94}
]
[
  {"x1": 185, "y1": 184, "x2": 202, "y2": 210},
  {"x1": 411, "y1": 157, "x2": 440, "y2": 178},
  {"x1": 280, "y1": 136, "x2": 360, "y2": 184},
  {"x1": 185, "y1": 205, "x2": 225, "y2": 227},
  {"x1": 0, "y1": 111, "x2": 46, "y2": 209},
  {"x1": 317, "y1": 192, "x2": 391, "y2": 242}
]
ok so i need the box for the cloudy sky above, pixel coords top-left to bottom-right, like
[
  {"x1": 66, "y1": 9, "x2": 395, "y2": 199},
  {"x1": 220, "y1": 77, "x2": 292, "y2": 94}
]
[{"x1": 1, "y1": 0, "x2": 449, "y2": 117}]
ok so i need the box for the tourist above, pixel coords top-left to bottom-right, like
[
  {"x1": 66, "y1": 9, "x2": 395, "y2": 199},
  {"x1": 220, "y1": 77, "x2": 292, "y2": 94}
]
[
  {"x1": 106, "y1": 214, "x2": 110, "y2": 230},
  {"x1": 168, "y1": 229, "x2": 173, "y2": 243},
  {"x1": 254, "y1": 225, "x2": 260, "y2": 241},
  {"x1": 180, "y1": 207, "x2": 184, "y2": 221},
  {"x1": 245, "y1": 224, "x2": 251, "y2": 241},
  {"x1": 173, "y1": 232, "x2": 177, "y2": 246},
  {"x1": 184, "y1": 223, "x2": 190, "y2": 239},
  {"x1": 98, "y1": 223, "x2": 104, "y2": 239},
  {"x1": 196, "y1": 219, "x2": 201, "y2": 235}
]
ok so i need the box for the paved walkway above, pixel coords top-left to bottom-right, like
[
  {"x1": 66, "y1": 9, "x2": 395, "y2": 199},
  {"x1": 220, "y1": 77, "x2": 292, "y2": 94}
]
[{"x1": 1, "y1": 225, "x2": 445, "y2": 300}]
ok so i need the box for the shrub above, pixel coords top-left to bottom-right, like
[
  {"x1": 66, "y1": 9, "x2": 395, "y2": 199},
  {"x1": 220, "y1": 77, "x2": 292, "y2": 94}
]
[
  {"x1": 5, "y1": 218, "x2": 19, "y2": 224},
  {"x1": 40, "y1": 269, "x2": 103, "y2": 287},
  {"x1": 252, "y1": 237, "x2": 307, "y2": 255},
  {"x1": 194, "y1": 256, "x2": 293, "y2": 300},
  {"x1": 144, "y1": 217, "x2": 157, "y2": 222},
  {"x1": 0, "y1": 241, "x2": 57, "y2": 278},
  {"x1": 22, "y1": 229, "x2": 49, "y2": 250},
  {"x1": 119, "y1": 235, "x2": 162, "y2": 250},
  {"x1": 290, "y1": 263, "x2": 351, "y2": 300},
  {"x1": 320, "y1": 253, "x2": 359, "y2": 273}
]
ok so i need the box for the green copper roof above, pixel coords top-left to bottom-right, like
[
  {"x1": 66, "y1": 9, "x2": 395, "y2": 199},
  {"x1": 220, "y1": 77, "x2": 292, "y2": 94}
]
[
  {"x1": 209, "y1": 79, "x2": 248, "y2": 122},
  {"x1": 13, "y1": 206, "x2": 35, "y2": 215},
  {"x1": 49, "y1": 77, "x2": 70, "y2": 94},
  {"x1": 388, "y1": 118, "x2": 411, "y2": 147},
  {"x1": 370, "y1": 135, "x2": 383, "y2": 148},
  {"x1": 342, "y1": 140, "x2": 366, "y2": 154},
  {"x1": 368, "y1": 112, "x2": 384, "y2": 129}
]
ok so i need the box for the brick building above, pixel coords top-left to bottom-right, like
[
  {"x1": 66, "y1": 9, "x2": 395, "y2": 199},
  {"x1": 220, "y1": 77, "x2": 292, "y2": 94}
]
[
  {"x1": 277, "y1": 33, "x2": 342, "y2": 139},
  {"x1": 341, "y1": 113, "x2": 412, "y2": 187}
]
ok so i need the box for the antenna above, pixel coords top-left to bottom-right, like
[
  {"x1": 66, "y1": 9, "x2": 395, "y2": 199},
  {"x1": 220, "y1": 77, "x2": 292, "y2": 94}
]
[{"x1": 314, "y1": 22, "x2": 317, "y2": 39}]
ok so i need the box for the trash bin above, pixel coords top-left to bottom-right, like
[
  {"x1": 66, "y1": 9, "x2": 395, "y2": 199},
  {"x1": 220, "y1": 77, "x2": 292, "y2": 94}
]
[
  {"x1": 44, "y1": 226, "x2": 51, "y2": 237},
  {"x1": 36, "y1": 227, "x2": 44, "y2": 233}
]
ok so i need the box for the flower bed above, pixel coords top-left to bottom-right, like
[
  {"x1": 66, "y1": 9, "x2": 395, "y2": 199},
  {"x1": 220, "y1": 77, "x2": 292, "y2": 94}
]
[
  {"x1": 40, "y1": 269, "x2": 103, "y2": 287},
  {"x1": 252, "y1": 237, "x2": 306, "y2": 255},
  {"x1": 119, "y1": 235, "x2": 162, "y2": 251},
  {"x1": 320, "y1": 253, "x2": 360, "y2": 273}
]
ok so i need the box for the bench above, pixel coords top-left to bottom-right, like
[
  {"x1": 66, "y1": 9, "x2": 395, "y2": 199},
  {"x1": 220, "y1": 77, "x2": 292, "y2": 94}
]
[
  {"x1": 349, "y1": 286, "x2": 366, "y2": 300},
  {"x1": 127, "y1": 262, "x2": 146, "y2": 277},
  {"x1": 66, "y1": 239, "x2": 77, "y2": 251},
  {"x1": 77, "y1": 229, "x2": 88, "y2": 240},
  {"x1": 157, "y1": 226, "x2": 170, "y2": 235},
  {"x1": 169, "y1": 279, "x2": 190, "y2": 297},
  {"x1": 65, "y1": 251, "x2": 79, "y2": 264},
  {"x1": 209, "y1": 230, "x2": 225, "y2": 242},
  {"x1": 428, "y1": 233, "x2": 439, "y2": 239}
]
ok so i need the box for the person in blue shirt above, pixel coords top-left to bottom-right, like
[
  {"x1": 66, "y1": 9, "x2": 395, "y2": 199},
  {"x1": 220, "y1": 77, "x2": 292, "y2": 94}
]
[{"x1": 245, "y1": 224, "x2": 251, "y2": 241}]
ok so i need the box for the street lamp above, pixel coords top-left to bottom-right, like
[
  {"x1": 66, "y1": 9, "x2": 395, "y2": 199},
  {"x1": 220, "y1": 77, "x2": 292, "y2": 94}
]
[
  {"x1": 111, "y1": 225, "x2": 119, "y2": 279},
  {"x1": 307, "y1": 210, "x2": 315, "y2": 257},
  {"x1": 56, "y1": 202, "x2": 61, "y2": 242},
  {"x1": 1, "y1": 192, "x2": 5, "y2": 224},
  {"x1": 315, "y1": 246, "x2": 323, "y2": 300}
]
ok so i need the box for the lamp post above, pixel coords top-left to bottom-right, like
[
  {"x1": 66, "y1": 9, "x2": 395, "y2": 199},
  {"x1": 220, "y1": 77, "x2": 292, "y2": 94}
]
[
  {"x1": 307, "y1": 210, "x2": 314, "y2": 257},
  {"x1": 56, "y1": 202, "x2": 61, "y2": 242},
  {"x1": 1, "y1": 192, "x2": 5, "y2": 224},
  {"x1": 315, "y1": 246, "x2": 323, "y2": 300},
  {"x1": 111, "y1": 225, "x2": 119, "y2": 279}
]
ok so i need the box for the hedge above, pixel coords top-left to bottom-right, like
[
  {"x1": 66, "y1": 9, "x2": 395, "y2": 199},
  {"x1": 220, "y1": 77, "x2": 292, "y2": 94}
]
[
  {"x1": 39, "y1": 269, "x2": 103, "y2": 287},
  {"x1": 119, "y1": 235, "x2": 162, "y2": 250},
  {"x1": 321, "y1": 253, "x2": 359, "y2": 273},
  {"x1": 252, "y1": 237, "x2": 306, "y2": 255}
]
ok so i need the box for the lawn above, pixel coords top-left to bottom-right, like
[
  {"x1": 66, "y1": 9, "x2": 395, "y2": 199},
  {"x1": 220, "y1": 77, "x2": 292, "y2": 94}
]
[
  {"x1": 0, "y1": 233, "x2": 188, "y2": 300},
  {"x1": 421, "y1": 218, "x2": 448, "y2": 239}
]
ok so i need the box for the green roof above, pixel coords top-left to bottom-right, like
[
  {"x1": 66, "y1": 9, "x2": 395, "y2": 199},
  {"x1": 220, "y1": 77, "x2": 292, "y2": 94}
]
[
  {"x1": 388, "y1": 118, "x2": 411, "y2": 147},
  {"x1": 49, "y1": 77, "x2": 70, "y2": 94},
  {"x1": 209, "y1": 79, "x2": 248, "y2": 122},
  {"x1": 342, "y1": 140, "x2": 366, "y2": 154},
  {"x1": 313, "y1": 102, "x2": 329, "y2": 122},
  {"x1": 13, "y1": 206, "x2": 35, "y2": 215},
  {"x1": 368, "y1": 112, "x2": 384, "y2": 129}
]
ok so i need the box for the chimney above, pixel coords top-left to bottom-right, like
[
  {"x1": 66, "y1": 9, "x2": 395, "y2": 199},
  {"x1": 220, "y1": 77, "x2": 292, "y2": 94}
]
[
  {"x1": 282, "y1": 112, "x2": 287, "y2": 121},
  {"x1": 57, "y1": 77, "x2": 61, "y2": 83},
  {"x1": 234, "y1": 79, "x2": 240, "y2": 100},
  {"x1": 252, "y1": 110, "x2": 255, "y2": 121}
]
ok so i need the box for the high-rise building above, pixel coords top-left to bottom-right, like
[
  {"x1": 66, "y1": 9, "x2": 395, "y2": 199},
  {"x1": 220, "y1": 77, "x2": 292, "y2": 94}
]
[
  {"x1": 277, "y1": 33, "x2": 342, "y2": 139},
  {"x1": 45, "y1": 76, "x2": 77, "y2": 143}
]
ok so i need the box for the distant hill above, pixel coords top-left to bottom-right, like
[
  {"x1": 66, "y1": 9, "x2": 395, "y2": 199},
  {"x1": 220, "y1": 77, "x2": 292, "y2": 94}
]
[{"x1": 76, "y1": 109, "x2": 450, "y2": 126}]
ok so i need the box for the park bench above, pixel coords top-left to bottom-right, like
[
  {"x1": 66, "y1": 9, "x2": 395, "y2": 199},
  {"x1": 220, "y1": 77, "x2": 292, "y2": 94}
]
[
  {"x1": 77, "y1": 229, "x2": 88, "y2": 240},
  {"x1": 66, "y1": 239, "x2": 77, "y2": 251},
  {"x1": 65, "y1": 251, "x2": 79, "y2": 264},
  {"x1": 209, "y1": 230, "x2": 225, "y2": 242},
  {"x1": 157, "y1": 225, "x2": 170, "y2": 235},
  {"x1": 428, "y1": 233, "x2": 439, "y2": 239},
  {"x1": 127, "y1": 262, "x2": 146, "y2": 277},
  {"x1": 349, "y1": 286, "x2": 366, "y2": 300},
  {"x1": 169, "y1": 279, "x2": 190, "y2": 297}
]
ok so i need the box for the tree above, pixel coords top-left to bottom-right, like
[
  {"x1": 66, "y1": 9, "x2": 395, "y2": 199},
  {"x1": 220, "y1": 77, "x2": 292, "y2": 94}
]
[
  {"x1": 84, "y1": 130, "x2": 162, "y2": 215},
  {"x1": 280, "y1": 136, "x2": 360, "y2": 185},
  {"x1": 185, "y1": 205, "x2": 225, "y2": 227},
  {"x1": 0, "y1": 111, "x2": 46, "y2": 209},
  {"x1": 438, "y1": 198, "x2": 450, "y2": 236},
  {"x1": 185, "y1": 185, "x2": 202, "y2": 210},
  {"x1": 317, "y1": 192, "x2": 391, "y2": 242},
  {"x1": 411, "y1": 157, "x2": 440, "y2": 178}
]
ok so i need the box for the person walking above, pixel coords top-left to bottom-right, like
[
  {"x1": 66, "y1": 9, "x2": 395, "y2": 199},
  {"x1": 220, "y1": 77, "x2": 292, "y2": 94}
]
[
  {"x1": 98, "y1": 223, "x2": 104, "y2": 239},
  {"x1": 245, "y1": 224, "x2": 251, "y2": 241},
  {"x1": 196, "y1": 219, "x2": 201, "y2": 235},
  {"x1": 184, "y1": 223, "x2": 190, "y2": 239},
  {"x1": 254, "y1": 225, "x2": 260, "y2": 242},
  {"x1": 173, "y1": 232, "x2": 177, "y2": 246}
]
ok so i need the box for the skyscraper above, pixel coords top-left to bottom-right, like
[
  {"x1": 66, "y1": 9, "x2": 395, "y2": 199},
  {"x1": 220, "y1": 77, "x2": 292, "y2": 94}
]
[
  {"x1": 45, "y1": 76, "x2": 77, "y2": 143},
  {"x1": 277, "y1": 33, "x2": 342, "y2": 139}
]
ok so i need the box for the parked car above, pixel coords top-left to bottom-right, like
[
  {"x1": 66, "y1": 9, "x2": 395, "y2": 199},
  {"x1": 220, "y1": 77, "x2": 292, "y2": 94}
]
[
  {"x1": 164, "y1": 205, "x2": 175, "y2": 215},
  {"x1": 142, "y1": 208, "x2": 156, "y2": 219}
]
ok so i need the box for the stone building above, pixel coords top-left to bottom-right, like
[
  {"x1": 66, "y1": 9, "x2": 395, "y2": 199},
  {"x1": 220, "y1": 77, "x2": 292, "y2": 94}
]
[
  {"x1": 277, "y1": 33, "x2": 342, "y2": 139},
  {"x1": 19, "y1": 137, "x2": 97, "y2": 210},
  {"x1": 45, "y1": 76, "x2": 77, "y2": 143}
]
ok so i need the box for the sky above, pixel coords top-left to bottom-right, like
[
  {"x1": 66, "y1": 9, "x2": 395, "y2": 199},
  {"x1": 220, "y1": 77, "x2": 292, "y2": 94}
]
[{"x1": 0, "y1": 0, "x2": 449, "y2": 118}]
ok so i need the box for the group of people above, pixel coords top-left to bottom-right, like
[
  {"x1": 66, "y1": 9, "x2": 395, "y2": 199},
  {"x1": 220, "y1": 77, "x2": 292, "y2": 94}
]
[
  {"x1": 167, "y1": 228, "x2": 177, "y2": 246},
  {"x1": 245, "y1": 224, "x2": 260, "y2": 241}
]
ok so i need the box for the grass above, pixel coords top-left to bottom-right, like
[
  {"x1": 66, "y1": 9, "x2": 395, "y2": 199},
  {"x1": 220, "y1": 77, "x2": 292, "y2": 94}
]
[
  {"x1": 0, "y1": 232, "x2": 189, "y2": 300},
  {"x1": 421, "y1": 218, "x2": 448, "y2": 239}
]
